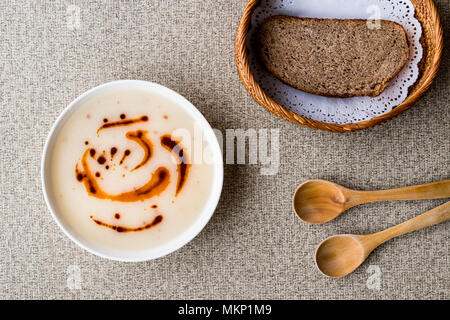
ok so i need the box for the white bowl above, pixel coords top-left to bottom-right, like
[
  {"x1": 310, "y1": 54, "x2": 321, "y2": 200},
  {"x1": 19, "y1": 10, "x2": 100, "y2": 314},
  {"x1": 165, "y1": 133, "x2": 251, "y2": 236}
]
[{"x1": 41, "y1": 80, "x2": 223, "y2": 262}]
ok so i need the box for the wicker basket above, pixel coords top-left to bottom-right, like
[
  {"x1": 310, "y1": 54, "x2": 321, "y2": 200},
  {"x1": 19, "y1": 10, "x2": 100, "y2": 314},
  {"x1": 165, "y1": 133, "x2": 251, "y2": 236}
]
[{"x1": 235, "y1": 0, "x2": 443, "y2": 132}]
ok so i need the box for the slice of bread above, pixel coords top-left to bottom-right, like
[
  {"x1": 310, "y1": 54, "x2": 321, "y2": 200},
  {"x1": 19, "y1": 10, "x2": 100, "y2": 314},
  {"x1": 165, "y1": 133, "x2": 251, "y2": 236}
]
[{"x1": 257, "y1": 16, "x2": 409, "y2": 98}]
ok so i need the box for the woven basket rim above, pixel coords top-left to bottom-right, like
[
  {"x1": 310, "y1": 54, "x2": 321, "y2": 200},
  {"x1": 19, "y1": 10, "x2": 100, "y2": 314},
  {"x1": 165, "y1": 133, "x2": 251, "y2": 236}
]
[{"x1": 235, "y1": 0, "x2": 444, "y2": 132}]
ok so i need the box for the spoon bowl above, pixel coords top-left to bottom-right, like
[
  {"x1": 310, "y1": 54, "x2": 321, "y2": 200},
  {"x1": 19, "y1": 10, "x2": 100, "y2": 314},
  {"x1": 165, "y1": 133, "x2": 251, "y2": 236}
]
[
  {"x1": 293, "y1": 180, "x2": 346, "y2": 224},
  {"x1": 315, "y1": 235, "x2": 366, "y2": 278}
]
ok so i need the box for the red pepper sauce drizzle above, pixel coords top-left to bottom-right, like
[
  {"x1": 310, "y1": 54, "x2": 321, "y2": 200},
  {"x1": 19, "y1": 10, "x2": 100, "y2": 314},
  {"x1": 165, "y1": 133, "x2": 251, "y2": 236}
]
[
  {"x1": 110, "y1": 147, "x2": 117, "y2": 159},
  {"x1": 90, "y1": 214, "x2": 163, "y2": 233},
  {"x1": 96, "y1": 115, "x2": 149, "y2": 134},
  {"x1": 125, "y1": 130, "x2": 153, "y2": 171},
  {"x1": 75, "y1": 148, "x2": 170, "y2": 202},
  {"x1": 119, "y1": 149, "x2": 131, "y2": 165},
  {"x1": 160, "y1": 135, "x2": 191, "y2": 196}
]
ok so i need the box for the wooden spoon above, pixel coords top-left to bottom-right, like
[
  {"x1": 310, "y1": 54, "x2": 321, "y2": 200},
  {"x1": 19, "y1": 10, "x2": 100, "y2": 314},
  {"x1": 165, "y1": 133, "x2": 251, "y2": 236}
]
[
  {"x1": 293, "y1": 179, "x2": 450, "y2": 224},
  {"x1": 315, "y1": 201, "x2": 450, "y2": 278}
]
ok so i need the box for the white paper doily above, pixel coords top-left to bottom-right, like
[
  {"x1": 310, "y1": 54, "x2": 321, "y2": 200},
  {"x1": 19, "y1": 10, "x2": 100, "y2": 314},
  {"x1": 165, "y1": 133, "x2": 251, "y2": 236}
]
[{"x1": 248, "y1": 0, "x2": 423, "y2": 124}]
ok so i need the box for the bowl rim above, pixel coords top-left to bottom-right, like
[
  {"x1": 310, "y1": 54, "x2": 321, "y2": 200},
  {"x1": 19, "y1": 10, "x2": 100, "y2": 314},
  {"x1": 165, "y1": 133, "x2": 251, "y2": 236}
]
[
  {"x1": 41, "y1": 80, "x2": 224, "y2": 262},
  {"x1": 234, "y1": 0, "x2": 444, "y2": 132}
]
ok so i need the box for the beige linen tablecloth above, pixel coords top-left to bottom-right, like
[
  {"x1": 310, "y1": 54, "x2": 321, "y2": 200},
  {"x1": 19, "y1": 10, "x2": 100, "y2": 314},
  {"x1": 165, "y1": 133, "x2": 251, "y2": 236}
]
[{"x1": 0, "y1": 0, "x2": 448, "y2": 299}]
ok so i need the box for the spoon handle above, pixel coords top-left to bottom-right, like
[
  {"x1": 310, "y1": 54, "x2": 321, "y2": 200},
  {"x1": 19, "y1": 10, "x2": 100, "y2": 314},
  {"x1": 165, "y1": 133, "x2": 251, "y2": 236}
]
[
  {"x1": 371, "y1": 201, "x2": 450, "y2": 245},
  {"x1": 348, "y1": 180, "x2": 450, "y2": 206}
]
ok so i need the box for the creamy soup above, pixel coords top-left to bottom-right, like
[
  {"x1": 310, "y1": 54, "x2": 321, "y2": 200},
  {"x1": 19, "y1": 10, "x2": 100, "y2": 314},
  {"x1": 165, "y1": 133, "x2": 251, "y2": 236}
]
[{"x1": 50, "y1": 89, "x2": 215, "y2": 251}]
